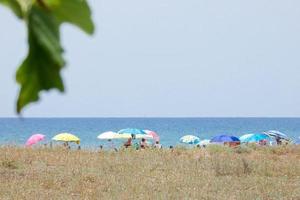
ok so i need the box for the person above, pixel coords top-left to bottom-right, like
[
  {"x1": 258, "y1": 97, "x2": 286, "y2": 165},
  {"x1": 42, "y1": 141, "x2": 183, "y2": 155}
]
[
  {"x1": 77, "y1": 145, "x2": 81, "y2": 150},
  {"x1": 259, "y1": 139, "x2": 267, "y2": 146},
  {"x1": 275, "y1": 136, "x2": 282, "y2": 145},
  {"x1": 153, "y1": 141, "x2": 162, "y2": 149},
  {"x1": 63, "y1": 142, "x2": 68, "y2": 148},
  {"x1": 124, "y1": 138, "x2": 132, "y2": 148},
  {"x1": 108, "y1": 139, "x2": 118, "y2": 151},
  {"x1": 63, "y1": 142, "x2": 70, "y2": 149},
  {"x1": 133, "y1": 142, "x2": 140, "y2": 150},
  {"x1": 131, "y1": 134, "x2": 136, "y2": 140},
  {"x1": 140, "y1": 138, "x2": 148, "y2": 149}
]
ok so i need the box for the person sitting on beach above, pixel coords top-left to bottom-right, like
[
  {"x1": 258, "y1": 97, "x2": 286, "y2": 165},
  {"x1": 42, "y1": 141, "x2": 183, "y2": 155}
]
[
  {"x1": 154, "y1": 141, "x2": 162, "y2": 149},
  {"x1": 140, "y1": 138, "x2": 148, "y2": 149},
  {"x1": 124, "y1": 138, "x2": 132, "y2": 148},
  {"x1": 259, "y1": 139, "x2": 267, "y2": 146}
]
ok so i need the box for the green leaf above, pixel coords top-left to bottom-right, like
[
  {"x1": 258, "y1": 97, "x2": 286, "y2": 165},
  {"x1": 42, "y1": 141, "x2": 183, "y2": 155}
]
[
  {"x1": 0, "y1": 0, "x2": 23, "y2": 18},
  {"x1": 16, "y1": 5, "x2": 64, "y2": 113},
  {"x1": 0, "y1": 0, "x2": 95, "y2": 113},
  {"x1": 44, "y1": 0, "x2": 94, "y2": 34}
]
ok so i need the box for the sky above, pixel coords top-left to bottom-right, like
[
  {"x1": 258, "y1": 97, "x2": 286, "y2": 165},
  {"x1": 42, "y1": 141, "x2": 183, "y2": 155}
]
[{"x1": 1, "y1": 0, "x2": 300, "y2": 117}]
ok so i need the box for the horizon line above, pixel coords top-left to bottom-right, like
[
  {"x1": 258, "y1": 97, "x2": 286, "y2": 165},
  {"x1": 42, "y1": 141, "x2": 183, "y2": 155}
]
[{"x1": 0, "y1": 116, "x2": 300, "y2": 119}]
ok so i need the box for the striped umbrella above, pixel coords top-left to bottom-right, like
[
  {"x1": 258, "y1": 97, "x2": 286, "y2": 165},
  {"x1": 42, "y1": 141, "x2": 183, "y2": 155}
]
[
  {"x1": 264, "y1": 130, "x2": 289, "y2": 139},
  {"x1": 144, "y1": 130, "x2": 159, "y2": 141}
]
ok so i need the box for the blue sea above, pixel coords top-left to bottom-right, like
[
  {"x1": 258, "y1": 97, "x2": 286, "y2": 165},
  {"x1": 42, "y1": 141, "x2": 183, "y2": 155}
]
[{"x1": 0, "y1": 118, "x2": 299, "y2": 149}]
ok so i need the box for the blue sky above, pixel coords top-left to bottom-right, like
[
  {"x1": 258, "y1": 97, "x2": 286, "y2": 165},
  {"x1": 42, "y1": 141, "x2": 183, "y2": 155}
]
[{"x1": 1, "y1": 0, "x2": 300, "y2": 117}]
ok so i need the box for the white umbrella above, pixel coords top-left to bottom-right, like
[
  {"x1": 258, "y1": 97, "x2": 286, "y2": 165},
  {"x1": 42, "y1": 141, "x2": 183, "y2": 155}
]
[
  {"x1": 199, "y1": 139, "x2": 210, "y2": 146},
  {"x1": 97, "y1": 131, "x2": 122, "y2": 140},
  {"x1": 239, "y1": 134, "x2": 253, "y2": 142}
]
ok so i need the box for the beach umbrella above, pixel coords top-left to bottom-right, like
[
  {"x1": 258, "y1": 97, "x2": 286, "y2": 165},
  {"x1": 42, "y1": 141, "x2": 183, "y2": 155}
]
[
  {"x1": 97, "y1": 131, "x2": 152, "y2": 140},
  {"x1": 118, "y1": 128, "x2": 152, "y2": 139},
  {"x1": 26, "y1": 134, "x2": 45, "y2": 147},
  {"x1": 134, "y1": 134, "x2": 153, "y2": 139},
  {"x1": 118, "y1": 128, "x2": 146, "y2": 135},
  {"x1": 199, "y1": 139, "x2": 211, "y2": 146},
  {"x1": 239, "y1": 134, "x2": 253, "y2": 142},
  {"x1": 52, "y1": 133, "x2": 80, "y2": 143},
  {"x1": 210, "y1": 135, "x2": 240, "y2": 143},
  {"x1": 239, "y1": 133, "x2": 270, "y2": 143},
  {"x1": 97, "y1": 131, "x2": 121, "y2": 140},
  {"x1": 144, "y1": 130, "x2": 160, "y2": 141},
  {"x1": 264, "y1": 130, "x2": 289, "y2": 139},
  {"x1": 180, "y1": 135, "x2": 200, "y2": 145}
]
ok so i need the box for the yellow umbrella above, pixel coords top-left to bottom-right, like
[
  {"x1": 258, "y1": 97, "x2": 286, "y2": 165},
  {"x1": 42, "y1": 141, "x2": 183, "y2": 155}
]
[{"x1": 52, "y1": 133, "x2": 80, "y2": 144}]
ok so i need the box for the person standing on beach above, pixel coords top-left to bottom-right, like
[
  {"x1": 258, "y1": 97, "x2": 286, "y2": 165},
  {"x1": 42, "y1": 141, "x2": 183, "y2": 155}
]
[
  {"x1": 107, "y1": 139, "x2": 118, "y2": 152},
  {"x1": 140, "y1": 138, "x2": 148, "y2": 149},
  {"x1": 154, "y1": 141, "x2": 162, "y2": 149},
  {"x1": 275, "y1": 136, "x2": 282, "y2": 145},
  {"x1": 124, "y1": 138, "x2": 132, "y2": 148}
]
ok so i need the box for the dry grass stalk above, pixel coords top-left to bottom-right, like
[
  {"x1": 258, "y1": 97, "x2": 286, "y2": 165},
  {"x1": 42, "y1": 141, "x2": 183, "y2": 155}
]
[{"x1": 0, "y1": 145, "x2": 299, "y2": 199}]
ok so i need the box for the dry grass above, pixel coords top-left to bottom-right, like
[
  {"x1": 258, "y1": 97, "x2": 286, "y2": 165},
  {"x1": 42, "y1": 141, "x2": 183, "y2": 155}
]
[{"x1": 0, "y1": 145, "x2": 299, "y2": 200}]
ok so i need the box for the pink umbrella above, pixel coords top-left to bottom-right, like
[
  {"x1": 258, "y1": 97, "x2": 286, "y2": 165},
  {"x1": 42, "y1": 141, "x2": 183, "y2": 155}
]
[
  {"x1": 144, "y1": 130, "x2": 160, "y2": 142},
  {"x1": 26, "y1": 134, "x2": 45, "y2": 147}
]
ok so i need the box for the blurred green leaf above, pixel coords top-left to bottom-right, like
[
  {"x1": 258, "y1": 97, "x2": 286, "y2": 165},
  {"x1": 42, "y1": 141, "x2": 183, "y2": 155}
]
[
  {"x1": 0, "y1": 0, "x2": 94, "y2": 113},
  {"x1": 0, "y1": 0, "x2": 94, "y2": 114},
  {"x1": 0, "y1": 0, "x2": 23, "y2": 18},
  {"x1": 44, "y1": 0, "x2": 94, "y2": 34},
  {"x1": 16, "y1": 5, "x2": 64, "y2": 113}
]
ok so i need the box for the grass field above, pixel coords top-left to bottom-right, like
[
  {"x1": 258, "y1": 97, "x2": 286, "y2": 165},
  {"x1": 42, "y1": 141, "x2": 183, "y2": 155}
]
[{"x1": 0, "y1": 145, "x2": 299, "y2": 199}]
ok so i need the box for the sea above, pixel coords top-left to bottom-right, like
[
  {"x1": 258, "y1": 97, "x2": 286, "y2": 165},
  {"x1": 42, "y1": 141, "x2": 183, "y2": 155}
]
[{"x1": 0, "y1": 118, "x2": 299, "y2": 149}]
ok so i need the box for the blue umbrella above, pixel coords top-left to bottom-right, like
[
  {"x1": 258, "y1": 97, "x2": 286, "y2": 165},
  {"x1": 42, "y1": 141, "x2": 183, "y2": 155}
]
[
  {"x1": 240, "y1": 133, "x2": 270, "y2": 143},
  {"x1": 118, "y1": 128, "x2": 146, "y2": 135},
  {"x1": 210, "y1": 135, "x2": 240, "y2": 143}
]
